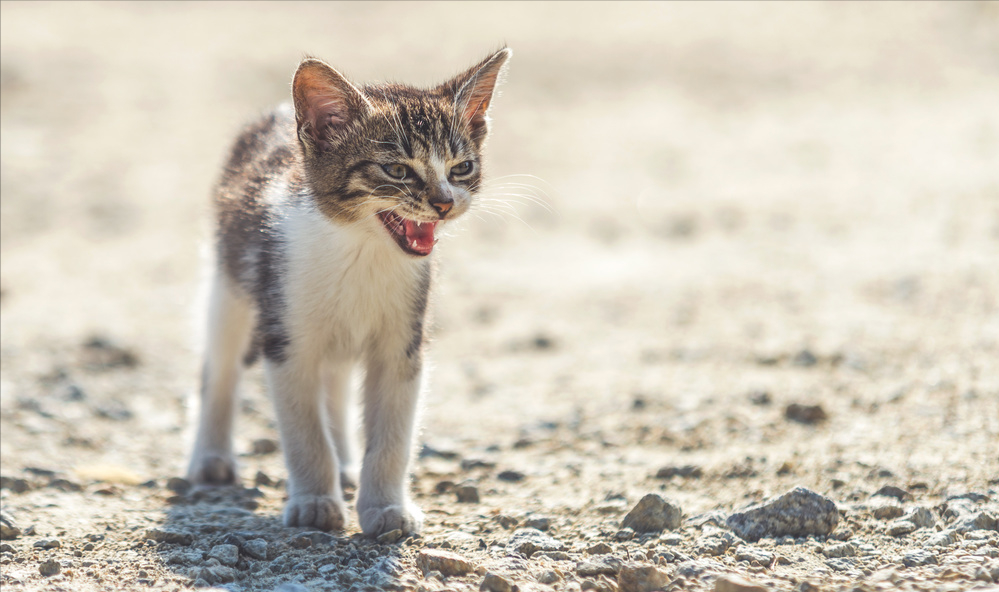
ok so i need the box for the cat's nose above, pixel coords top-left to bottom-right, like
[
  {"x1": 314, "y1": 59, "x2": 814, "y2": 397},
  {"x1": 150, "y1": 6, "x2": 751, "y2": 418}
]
[{"x1": 429, "y1": 196, "x2": 453, "y2": 217}]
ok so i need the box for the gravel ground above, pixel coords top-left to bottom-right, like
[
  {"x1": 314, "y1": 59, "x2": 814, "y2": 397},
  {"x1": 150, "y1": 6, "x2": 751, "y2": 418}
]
[{"x1": 2, "y1": 3, "x2": 998, "y2": 592}]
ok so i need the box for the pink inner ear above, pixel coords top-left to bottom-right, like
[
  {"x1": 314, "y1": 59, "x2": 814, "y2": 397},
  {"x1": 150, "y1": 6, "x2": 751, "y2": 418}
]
[{"x1": 294, "y1": 63, "x2": 361, "y2": 146}]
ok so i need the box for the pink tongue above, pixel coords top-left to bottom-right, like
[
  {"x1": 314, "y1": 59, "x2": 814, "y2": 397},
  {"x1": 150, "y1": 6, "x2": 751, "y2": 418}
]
[{"x1": 402, "y1": 219, "x2": 437, "y2": 252}]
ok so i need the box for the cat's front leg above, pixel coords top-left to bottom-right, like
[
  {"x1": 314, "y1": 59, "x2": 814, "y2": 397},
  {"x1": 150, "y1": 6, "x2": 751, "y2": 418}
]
[
  {"x1": 266, "y1": 356, "x2": 346, "y2": 531},
  {"x1": 356, "y1": 353, "x2": 424, "y2": 538}
]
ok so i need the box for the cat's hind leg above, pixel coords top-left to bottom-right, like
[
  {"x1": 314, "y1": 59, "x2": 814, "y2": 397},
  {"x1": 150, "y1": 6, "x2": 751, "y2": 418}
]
[
  {"x1": 187, "y1": 272, "x2": 255, "y2": 485},
  {"x1": 323, "y1": 361, "x2": 358, "y2": 492}
]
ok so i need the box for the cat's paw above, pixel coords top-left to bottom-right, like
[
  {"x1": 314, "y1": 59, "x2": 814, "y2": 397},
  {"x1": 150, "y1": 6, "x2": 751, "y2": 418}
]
[
  {"x1": 187, "y1": 452, "x2": 237, "y2": 486},
  {"x1": 358, "y1": 502, "x2": 424, "y2": 538},
  {"x1": 283, "y1": 495, "x2": 346, "y2": 531}
]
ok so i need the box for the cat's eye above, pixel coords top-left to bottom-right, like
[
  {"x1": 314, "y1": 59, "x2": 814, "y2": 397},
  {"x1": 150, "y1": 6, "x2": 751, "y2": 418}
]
[
  {"x1": 450, "y1": 161, "x2": 474, "y2": 177},
  {"x1": 382, "y1": 163, "x2": 409, "y2": 180}
]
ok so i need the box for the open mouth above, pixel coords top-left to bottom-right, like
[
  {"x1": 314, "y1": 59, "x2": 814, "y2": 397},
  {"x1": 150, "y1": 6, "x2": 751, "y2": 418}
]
[{"x1": 378, "y1": 211, "x2": 439, "y2": 256}]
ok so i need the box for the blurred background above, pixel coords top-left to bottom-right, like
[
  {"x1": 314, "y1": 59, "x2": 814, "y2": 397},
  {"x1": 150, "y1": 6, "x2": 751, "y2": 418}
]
[{"x1": 1, "y1": 2, "x2": 997, "y2": 492}]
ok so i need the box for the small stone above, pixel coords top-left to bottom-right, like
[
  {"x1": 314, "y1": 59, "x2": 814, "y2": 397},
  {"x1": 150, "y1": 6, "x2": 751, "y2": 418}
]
[
  {"x1": 166, "y1": 550, "x2": 203, "y2": 565},
  {"x1": 825, "y1": 557, "x2": 858, "y2": 572},
  {"x1": 377, "y1": 529, "x2": 403, "y2": 544},
  {"x1": 243, "y1": 538, "x2": 268, "y2": 560},
  {"x1": 871, "y1": 501, "x2": 904, "y2": 520},
  {"x1": 144, "y1": 528, "x2": 193, "y2": 546},
  {"x1": 208, "y1": 544, "x2": 239, "y2": 566},
  {"x1": 785, "y1": 403, "x2": 827, "y2": 424},
  {"x1": 621, "y1": 493, "x2": 682, "y2": 533},
  {"x1": 887, "y1": 520, "x2": 917, "y2": 537},
  {"x1": 39, "y1": 559, "x2": 61, "y2": 576},
  {"x1": 49, "y1": 478, "x2": 82, "y2": 492},
  {"x1": 417, "y1": 549, "x2": 474, "y2": 577},
  {"x1": 274, "y1": 585, "x2": 310, "y2": 592},
  {"x1": 460, "y1": 458, "x2": 496, "y2": 471},
  {"x1": 0, "y1": 476, "x2": 31, "y2": 493},
  {"x1": 904, "y1": 506, "x2": 936, "y2": 529},
  {"x1": 822, "y1": 542, "x2": 856, "y2": 558},
  {"x1": 654, "y1": 465, "x2": 703, "y2": 479},
  {"x1": 925, "y1": 530, "x2": 957, "y2": 547},
  {"x1": 290, "y1": 534, "x2": 312, "y2": 549},
  {"x1": 455, "y1": 483, "x2": 480, "y2": 503},
  {"x1": 726, "y1": 486, "x2": 838, "y2": 542},
  {"x1": 0, "y1": 543, "x2": 13, "y2": 554},
  {"x1": 587, "y1": 542, "x2": 614, "y2": 555},
  {"x1": 614, "y1": 528, "x2": 635, "y2": 541},
  {"x1": 33, "y1": 539, "x2": 61, "y2": 550},
  {"x1": 902, "y1": 549, "x2": 937, "y2": 567},
  {"x1": 508, "y1": 528, "x2": 563, "y2": 557},
  {"x1": 577, "y1": 556, "x2": 623, "y2": 577},
  {"x1": 954, "y1": 511, "x2": 997, "y2": 533},
  {"x1": 695, "y1": 535, "x2": 732, "y2": 557},
  {"x1": 166, "y1": 477, "x2": 191, "y2": 494},
  {"x1": 480, "y1": 572, "x2": 516, "y2": 592},
  {"x1": 251, "y1": 438, "x2": 279, "y2": 455},
  {"x1": 792, "y1": 349, "x2": 818, "y2": 367},
  {"x1": 0, "y1": 512, "x2": 20, "y2": 540},
  {"x1": 254, "y1": 471, "x2": 275, "y2": 487},
  {"x1": 617, "y1": 563, "x2": 668, "y2": 592},
  {"x1": 873, "y1": 485, "x2": 912, "y2": 501},
  {"x1": 497, "y1": 470, "x2": 525, "y2": 482},
  {"x1": 734, "y1": 546, "x2": 775, "y2": 564},
  {"x1": 538, "y1": 570, "x2": 561, "y2": 585},
  {"x1": 522, "y1": 517, "x2": 551, "y2": 531},
  {"x1": 714, "y1": 575, "x2": 768, "y2": 592}
]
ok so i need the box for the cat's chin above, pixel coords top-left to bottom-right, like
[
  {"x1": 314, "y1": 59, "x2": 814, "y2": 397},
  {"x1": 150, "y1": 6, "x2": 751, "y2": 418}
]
[{"x1": 378, "y1": 211, "x2": 438, "y2": 257}]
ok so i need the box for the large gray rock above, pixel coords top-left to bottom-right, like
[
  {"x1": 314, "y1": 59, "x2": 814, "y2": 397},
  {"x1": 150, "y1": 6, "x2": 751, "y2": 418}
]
[
  {"x1": 621, "y1": 494, "x2": 682, "y2": 533},
  {"x1": 726, "y1": 486, "x2": 838, "y2": 542}
]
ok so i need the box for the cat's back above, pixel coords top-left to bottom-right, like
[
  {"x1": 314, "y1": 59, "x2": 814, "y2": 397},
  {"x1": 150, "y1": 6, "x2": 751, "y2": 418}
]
[{"x1": 215, "y1": 103, "x2": 299, "y2": 211}]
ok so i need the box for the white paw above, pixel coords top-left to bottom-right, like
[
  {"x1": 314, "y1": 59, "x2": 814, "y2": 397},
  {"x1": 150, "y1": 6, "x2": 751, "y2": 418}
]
[
  {"x1": 283, "y1": 494, "x2": 346, "y2": 531},
  {"x1": 358, "y1": 502, "x2": 423, "y2": 538},
  {"x1": 188, "y1": 452, "x2": 237, "y2": 486}
]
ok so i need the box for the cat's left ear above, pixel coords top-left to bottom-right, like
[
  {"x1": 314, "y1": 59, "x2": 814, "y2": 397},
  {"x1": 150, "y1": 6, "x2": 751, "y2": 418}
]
[
  {"x1": 446, "y1": 48, "x2": 512, "y2": 144},
  {"x1": 293, "y1": 58, "x2": 372, "y2": 152}
]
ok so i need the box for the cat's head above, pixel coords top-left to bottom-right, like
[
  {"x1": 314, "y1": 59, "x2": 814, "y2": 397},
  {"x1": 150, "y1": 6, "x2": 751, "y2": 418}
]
[{"x1": 291, "y1": 48, "x2": 511, "y2": 257}]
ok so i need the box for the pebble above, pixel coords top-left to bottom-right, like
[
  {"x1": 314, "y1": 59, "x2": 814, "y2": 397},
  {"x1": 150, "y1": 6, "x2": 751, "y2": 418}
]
[
  {"x1": 822, "y1": 542, "x2": 857, "y2": 558},
  {"x1": 416, "y1": 549, "x2": 474, "y2": 576},
  {"x1": 792, "y1": 349, "x2": 818, "y2": 367},
  {"x1": 655, "y1": 465, "x2": 704, "y2": 479},
  {"x1": 873, "y1": 485, "x2": 912, "y2": 501},
  {"x1": 586, "y1": 542, "x2": 614, "y2": 555},
  {"x1": 0, "y1": 511, "x2": 21, "y2": 540},
  {"x1": 925, "y1": 530, "x2": 958, "y2": 547},
  {"x1": 33, "y1": 539, "x2": 61, "y2": 550},
  {"x1": 734, "y1": 545, "x2": 775, "y2": 564},
  {"x1": 726, "y1": 486, "x2": 838, "y2": 542},
  {"x1": 902, "y1": 549, "x2": 938, "y2": 567},
  {"x1": 0, "y1": 476, "x2": 31, "y2": 493},
  {"x1": 39, "y1": 559, "x2": 60, "y2": 576},
  {"x1": 714, "y1": 575, "x2": 768, "y2": 592},
  {"x1": 522, "y1": 516, "x2": 551, "y2": 531},
  {"x1": 621, "y1": 493, "x2": 682, "y2": 533},
  {"x1": 273, "y1": 585, "x2": 310, "y2": 592},
  {"x1": 871, "y1": 500, "x2": 904, "y2": 520},
  {"x1": 0, "y1": 543, "x2": 13, "y2": 554},
  {"x1": 617, "y1": 563, "x2": 668, "y2": 592},
  {"x1": 480, "y1": 572, "x2": 516, "y2": 592},
  {"x1": 377, "y1": 529, "x2": 404, "y2": 544},
  {"x1": 251, "y1": 438, "x2": 279, "y2": 455},
  {"x1": 887, "y1": 520, "x2": 918, "y2": 537},
  {"x1": 904, "y1": 506, "x2": 936, "y2": 529},
  {"x1": 675, "y1": 558, "x2": 724, "y2": 579},
  {"x1": 954, "y1": 511, "x2": 997, "y2": 533},
  {"x1": 455, "y1": 482, "x2": 481, "y2": 503},
  {"x1": 577, "y1": 556, "x2": 623, "y2": 577},
  {"x1": 166, "y1": 477, "x2": 191, "y2": 494},
  {"x1": 695, "y1": 534, "x2": 733, "y2": 557},
  {"x1": 497, "y1": 470, "x2": 525, "y2": 482},
  {"x1": 785, "y1": 403, "x2": 828, "y2": 424},
  {"x1": 508, "y1": 528, "x2": 563, "y2": 557},
  {"x1": 208, "y1": 544, "x2": 239, "y2": 566},
  {"x1": 144, "y1": 528, "x2": 194, "y2": 546}
]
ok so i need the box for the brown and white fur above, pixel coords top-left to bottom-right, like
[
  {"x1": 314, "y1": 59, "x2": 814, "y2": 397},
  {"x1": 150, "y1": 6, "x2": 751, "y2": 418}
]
[{"x1": 187, "y1": 49, "x2": 511, "y2": 537}]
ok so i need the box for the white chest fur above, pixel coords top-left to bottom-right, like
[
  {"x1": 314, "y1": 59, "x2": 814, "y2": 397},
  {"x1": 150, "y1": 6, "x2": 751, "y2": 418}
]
[{"x1": 277, "y1": 200, "x2": 428, "y2": 362}]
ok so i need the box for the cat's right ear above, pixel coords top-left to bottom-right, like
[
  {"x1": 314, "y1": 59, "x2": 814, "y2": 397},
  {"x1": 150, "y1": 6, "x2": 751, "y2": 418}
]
[{"x1": 292, "y1": 58, "x2": 371, "y2": 152}]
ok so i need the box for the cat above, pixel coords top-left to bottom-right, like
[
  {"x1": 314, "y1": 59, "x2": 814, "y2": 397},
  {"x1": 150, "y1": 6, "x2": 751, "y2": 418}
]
[{"x1": 187, "y1": 48, "x2": 511, "y2": 537}]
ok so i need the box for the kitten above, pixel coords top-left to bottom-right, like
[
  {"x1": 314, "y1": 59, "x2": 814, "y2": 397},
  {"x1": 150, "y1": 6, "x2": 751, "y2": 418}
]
[{"x1": 187, "y1": 48, "x2": 511, "y2": 537}]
